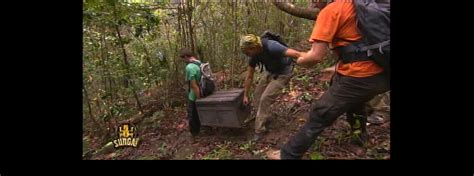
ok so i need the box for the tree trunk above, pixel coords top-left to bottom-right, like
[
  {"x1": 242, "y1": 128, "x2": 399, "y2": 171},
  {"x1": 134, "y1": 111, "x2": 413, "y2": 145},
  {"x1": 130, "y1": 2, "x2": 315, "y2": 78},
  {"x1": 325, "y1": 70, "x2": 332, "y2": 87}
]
[
  {"x1": 114, "y1": 26, "x2": 130, "y2": 68},
  {"x1": 272, "y1": 2, "x2": 320, "y2": 20},
  {"x1": 176, "y1": 4, "x2": 184, "y2": 88},
  {"x1": 112, "y1": 6, "x2": 131, "y2": 88},
  {"x1": 178, "y1": 3, "x2": 186, "y2": 49},
  {"x1": 100, "y1": 27, "x2": 109, "y2": 94},
  {"x1": 83, "y1": 86, "x2": 107, "y2": 137},
  {"x1": 135, "y1": 34, "x2": 157, "y2": 87},
  {"x1": 164, "y1": 19, "x2": 175, "y2": 101},
  {"x1": 114, "y1": 25, "x2": 143, "y2": 114},
  {"x1": 113, "y1": 5, "x2": 144, "y2": 115},
  {"x1": 186, "y1": 0, "x2": 195, "y2": 52},
  {"x1": 231, "y1": 1, "x2": 237, "y2": 88},
  {"x1": 140, "y1": 38, "x2": 152, "y2": 66},
  {"x1": 245, "y1": 1, "x2": 250, "y2": 32},
  {"x1": 264, "y1": 4, "x2": 268, "y2": 29}
]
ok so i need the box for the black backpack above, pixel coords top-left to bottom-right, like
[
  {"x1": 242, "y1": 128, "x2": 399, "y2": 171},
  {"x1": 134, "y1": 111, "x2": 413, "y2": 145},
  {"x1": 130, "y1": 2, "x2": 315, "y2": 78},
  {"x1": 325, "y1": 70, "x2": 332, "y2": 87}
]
[
  {"x1": 189, "y1": 62, "x2": 215, "y2": 97},
  {"x1": 261, "y1": 30, "x2": 288, "y2": 47},
  {"x1": 338, "y1": 0, "x2": 390, "y2": 74},
  {"x1": 254, "y1": 31, "x2": 293, "y2": 74}
]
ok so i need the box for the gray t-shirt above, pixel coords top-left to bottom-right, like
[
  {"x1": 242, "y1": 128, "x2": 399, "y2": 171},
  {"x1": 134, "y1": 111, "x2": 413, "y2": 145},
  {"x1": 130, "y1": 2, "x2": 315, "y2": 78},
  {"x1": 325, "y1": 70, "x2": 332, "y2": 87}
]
[{"x1": 249, "y1": 39, "x2": 291, "y2": 74}]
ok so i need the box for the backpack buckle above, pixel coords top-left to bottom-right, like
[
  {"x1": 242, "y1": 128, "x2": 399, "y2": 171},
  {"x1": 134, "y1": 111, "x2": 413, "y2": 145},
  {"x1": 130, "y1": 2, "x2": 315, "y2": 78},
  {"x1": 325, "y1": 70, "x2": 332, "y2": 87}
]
[{"x1": 379, "y1": 44, "x2": 384, "y2": 54}]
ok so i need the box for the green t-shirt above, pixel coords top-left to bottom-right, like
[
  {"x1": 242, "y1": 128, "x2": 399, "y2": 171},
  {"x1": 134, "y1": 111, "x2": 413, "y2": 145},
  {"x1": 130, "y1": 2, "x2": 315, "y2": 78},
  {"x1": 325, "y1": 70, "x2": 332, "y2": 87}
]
[{"x1": 185, "y1": 61, "x2": 201, "y2": 101}]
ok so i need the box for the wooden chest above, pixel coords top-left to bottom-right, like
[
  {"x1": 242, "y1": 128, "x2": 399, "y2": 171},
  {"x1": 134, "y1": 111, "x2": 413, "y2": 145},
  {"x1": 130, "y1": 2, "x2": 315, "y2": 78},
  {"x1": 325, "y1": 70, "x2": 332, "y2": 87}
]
[{"x1": 195, "y1": 89, "x2": 250, "y2": 128}]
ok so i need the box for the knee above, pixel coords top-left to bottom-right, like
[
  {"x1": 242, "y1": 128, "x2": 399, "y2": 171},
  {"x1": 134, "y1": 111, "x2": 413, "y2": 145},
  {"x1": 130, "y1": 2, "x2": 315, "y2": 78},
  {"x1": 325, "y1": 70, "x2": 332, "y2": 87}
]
[
  {"x1": 259, "y1": 94, "x2": 275, "y2": 105},
  {"x1": 309, "y1": 104, "x2": 339, "y2": 127}
]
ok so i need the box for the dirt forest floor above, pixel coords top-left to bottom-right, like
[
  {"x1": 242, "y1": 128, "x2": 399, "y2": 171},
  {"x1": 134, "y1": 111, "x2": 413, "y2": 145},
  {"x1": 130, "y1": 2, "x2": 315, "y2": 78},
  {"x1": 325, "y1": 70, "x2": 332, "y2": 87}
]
[{"x1": 84, "y1": 65, "x2": 390, "y2": 160}]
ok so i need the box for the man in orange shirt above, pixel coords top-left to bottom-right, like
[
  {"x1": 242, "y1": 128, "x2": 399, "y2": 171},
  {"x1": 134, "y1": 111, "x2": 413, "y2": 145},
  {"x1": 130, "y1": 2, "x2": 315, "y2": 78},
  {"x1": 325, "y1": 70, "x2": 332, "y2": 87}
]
[{"x1": 270, "y1": 0, "x2": 390, "y2": 159}]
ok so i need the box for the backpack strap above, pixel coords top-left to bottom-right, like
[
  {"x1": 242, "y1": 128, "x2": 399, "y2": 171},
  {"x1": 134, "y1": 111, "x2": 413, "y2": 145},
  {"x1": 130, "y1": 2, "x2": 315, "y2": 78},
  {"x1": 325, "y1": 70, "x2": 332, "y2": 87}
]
[
  {"x1": 189, "y1": 62, "x2": 203, "y2": 96},
  {"x1": 261, "y1": 30, "x2": 288, "y2": 47},
  {"x1": 339, "y1": 40, "x2": 390, "y2": 54},
  {"x1": 258, "y1": 38, "x2": 291, "y2": 74},
  {"x1": 337, "y1": 40, "x2": 390, "y2": 64},
  {"x1": 336, "y1": 41, "x2": 369, "y2": 63},
  {"x1": 255, "y1": 38, "x2": 270, "y2": 73}
]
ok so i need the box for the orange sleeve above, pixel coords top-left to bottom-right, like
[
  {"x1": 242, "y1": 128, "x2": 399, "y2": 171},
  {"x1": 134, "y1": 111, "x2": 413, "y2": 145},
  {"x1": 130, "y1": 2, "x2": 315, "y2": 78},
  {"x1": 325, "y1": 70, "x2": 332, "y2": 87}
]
[{"x1": 309, "y1": 3, "x2": 341, "y2": 43}]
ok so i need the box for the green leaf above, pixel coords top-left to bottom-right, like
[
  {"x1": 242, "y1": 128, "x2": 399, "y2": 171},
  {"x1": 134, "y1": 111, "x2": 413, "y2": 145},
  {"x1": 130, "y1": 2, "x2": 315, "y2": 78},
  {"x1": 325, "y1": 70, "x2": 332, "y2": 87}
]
[
  {"x1": 353, "y1": 130, "x2": 361, "y2": 135},
  {"x1": 353, "y1": 118, "x2": 361, "y2": 129},
  {"x1": 100, "y1": 114, "x2": 111, "y2": 121},
  {"x1": 310, "y1": 152, "x2": 324, "y2": 160},
  {"x1": 106, "y1": 0, "x2": 116, "y2": 6},
  {"x1": 152, "y1": 111, "x2": 165, "y2": 119},
  {"x1": 84, "y1": 0, "x2": 99, "y2": 9}
]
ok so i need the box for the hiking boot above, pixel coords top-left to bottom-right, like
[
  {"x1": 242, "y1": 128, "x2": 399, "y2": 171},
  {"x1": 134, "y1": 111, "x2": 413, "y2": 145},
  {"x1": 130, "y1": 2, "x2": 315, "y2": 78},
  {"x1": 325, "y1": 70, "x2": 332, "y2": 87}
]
[
  {"x1": 244, "y1": 116, "x2": 255, "y2": 124},
  {"x1": 367, "y1": 114, "x2": 384, "y2": 124},
  {"x1": 252, "y1": 131, "x2": 267, "y2": 142},
  {"x1": 191, "y1": 131, "x2": 200, "y2": 138},
  {"x1": 253, "y1": 133, "x2": 264, "y2": 142}
]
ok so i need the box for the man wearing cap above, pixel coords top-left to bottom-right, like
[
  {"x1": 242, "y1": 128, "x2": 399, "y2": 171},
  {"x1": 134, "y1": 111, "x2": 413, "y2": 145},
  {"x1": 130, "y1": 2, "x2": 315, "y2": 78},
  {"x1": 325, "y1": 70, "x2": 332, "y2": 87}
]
[{"x1": 240, "y1": 34, "x2": 304, "y2": 141}]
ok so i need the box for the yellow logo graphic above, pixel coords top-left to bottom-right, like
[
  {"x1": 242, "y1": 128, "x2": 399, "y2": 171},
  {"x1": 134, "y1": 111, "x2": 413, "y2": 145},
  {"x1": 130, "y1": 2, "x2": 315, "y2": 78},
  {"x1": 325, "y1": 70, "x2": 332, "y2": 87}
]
[{"x1": 113, "y1": 124, "x2": 140, "y2": 148}]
